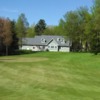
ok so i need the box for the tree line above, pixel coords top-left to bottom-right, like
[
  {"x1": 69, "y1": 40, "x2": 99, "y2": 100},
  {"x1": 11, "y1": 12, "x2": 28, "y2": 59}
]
[
  {"x1": 0, "y1": 18, "x2": 18, "y2": 55},
  {"x1": 59, "y1": 0, "x2": 100, "y2": 54},
  {"x1": 0, "y1": 0, "x2": 100, "y2": 55}
]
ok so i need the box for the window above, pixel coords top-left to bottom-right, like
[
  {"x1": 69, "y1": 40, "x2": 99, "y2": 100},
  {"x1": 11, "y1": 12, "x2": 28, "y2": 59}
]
[
  {"x1": 33, "y1": 47, "x2": 35, "y2": 49},
  {"x1": 51, "y1": 46, "x2": 54, "y2": 48}
]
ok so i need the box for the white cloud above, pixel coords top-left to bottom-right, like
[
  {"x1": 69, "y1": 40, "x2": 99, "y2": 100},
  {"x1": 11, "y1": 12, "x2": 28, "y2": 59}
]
[{"x1": 0, "y1": 8, "x2": 19, "y2": 13}]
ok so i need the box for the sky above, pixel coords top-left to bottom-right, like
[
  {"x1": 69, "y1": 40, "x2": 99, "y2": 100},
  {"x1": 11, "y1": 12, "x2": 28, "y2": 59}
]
[{"x1": 0, "y1": 0, "x2": 93, "y2": 26}]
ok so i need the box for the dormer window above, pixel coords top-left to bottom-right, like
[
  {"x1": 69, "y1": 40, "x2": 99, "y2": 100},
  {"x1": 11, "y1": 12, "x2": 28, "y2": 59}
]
[
  {"x1": 57, "y1": 38, "x2": 60, "y2": 41},
  {"x1": 61, "y1": 40, "x2": 65, "y2": 44},
  {"x1": 41, "y1": 38, "x2": 46, "y2": 43},
  {"x1": 61, "y1": 38, "x2": 65, "y2": 44}
]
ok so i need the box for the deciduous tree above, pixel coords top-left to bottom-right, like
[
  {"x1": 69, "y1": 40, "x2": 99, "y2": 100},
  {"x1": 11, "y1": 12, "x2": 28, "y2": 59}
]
[
  {"x1": 10, "y1": 21, "x2": 19, "y2": 54},
  {"x1": 16, "y1": 13, "x2": 29, "y2": 47},
  {"x1": 89, "y1": 0, "x2": 100, "y2": 54},
  {"x1": 0, "y1": 18, "x2": 13, "y2": 55},
  {"x1": 26, "y1": 25, "x2": 35, "y2": 37}
]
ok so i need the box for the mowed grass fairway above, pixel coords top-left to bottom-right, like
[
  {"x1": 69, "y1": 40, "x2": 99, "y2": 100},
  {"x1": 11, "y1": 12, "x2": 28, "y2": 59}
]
[{"x1": 0, "y1": 52, "x2": 100, "y2": 100}]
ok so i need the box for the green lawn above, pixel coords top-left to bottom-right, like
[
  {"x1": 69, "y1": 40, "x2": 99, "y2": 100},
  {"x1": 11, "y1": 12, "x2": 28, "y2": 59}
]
[{"x1": 0, "y1": 52, "x2": 100, "y2": 100}]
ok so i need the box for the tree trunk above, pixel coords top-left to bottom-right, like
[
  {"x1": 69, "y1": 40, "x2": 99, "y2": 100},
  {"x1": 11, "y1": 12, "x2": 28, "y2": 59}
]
[{"x1": 6, "y1": 45, "x2": 8, "y2": 56}]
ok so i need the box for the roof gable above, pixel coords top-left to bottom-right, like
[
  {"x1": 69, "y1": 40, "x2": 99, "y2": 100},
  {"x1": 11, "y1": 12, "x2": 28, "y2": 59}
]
[{"x1": 48, "y1": 39, "x2": 58, "y2": 46}]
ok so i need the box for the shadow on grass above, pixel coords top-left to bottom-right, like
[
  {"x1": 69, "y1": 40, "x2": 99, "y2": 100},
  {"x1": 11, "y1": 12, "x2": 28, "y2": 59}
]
[
  {"x1": 0, "y1": 50, "x2": 39, "y2": 57},
  {"x1": 17, "y1": 50, "x2": 38, "y2": 55}
]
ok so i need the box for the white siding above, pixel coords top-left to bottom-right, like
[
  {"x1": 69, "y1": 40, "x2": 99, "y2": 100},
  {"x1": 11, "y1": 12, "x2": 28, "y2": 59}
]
[
  {"x1": 21, "y1": 45, "x2": 40, "y2": 51},
  {"x1": 59, "y1": 47, "x2": 70, "y2": 52},
  {"x1": 21, "y1": 45, "x2": 70, "y2": 52},
  {"x1": 47, "y1": 40, "x2": 58, "y2": 52}
]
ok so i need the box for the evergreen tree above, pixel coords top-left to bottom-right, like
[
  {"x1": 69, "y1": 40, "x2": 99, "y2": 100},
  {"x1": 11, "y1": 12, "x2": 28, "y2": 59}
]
[
  {"x1": 9, "y1": 21, "x2": 19, "y2": 54},
  {"x1": 35, "y1": 19, "x2": 46, "y2": 35}
]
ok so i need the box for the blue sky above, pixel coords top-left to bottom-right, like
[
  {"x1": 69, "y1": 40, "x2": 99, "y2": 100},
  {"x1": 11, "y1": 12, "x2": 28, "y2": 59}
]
[{"x1": 0, "y1": 0, "x2": 93, "y2": 25}]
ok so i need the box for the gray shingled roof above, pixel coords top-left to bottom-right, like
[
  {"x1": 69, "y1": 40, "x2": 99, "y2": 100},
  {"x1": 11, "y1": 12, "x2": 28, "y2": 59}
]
[{"x1": 22, "y1": 35, "x2": 71, "y2": 46}]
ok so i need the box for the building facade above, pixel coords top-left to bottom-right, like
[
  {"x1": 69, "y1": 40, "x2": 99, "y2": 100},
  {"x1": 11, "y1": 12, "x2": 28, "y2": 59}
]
[{"x1": 21, "y1": 35, "x2": 71, "y2": 52}]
